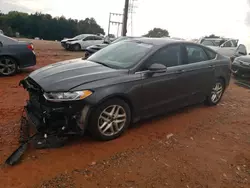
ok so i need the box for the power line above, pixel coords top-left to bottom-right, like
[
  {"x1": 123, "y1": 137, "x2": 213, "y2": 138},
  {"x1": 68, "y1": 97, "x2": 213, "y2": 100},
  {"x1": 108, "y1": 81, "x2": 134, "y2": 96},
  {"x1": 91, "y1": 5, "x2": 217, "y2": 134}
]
[
  {"x1": 128, "y1": 0, "x2": 137, "y2": 36},
  {"x1": 107, "y1": 12, "x2": 123, "y2": 37}
]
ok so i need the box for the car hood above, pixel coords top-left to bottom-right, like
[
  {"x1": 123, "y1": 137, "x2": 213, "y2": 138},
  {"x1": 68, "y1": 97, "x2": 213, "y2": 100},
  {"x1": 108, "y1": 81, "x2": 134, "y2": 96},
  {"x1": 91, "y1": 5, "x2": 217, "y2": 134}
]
[
  {"x1": 87, "y1": 43, "x2": 108, "y2": 49},
  {"x1": 61, "y1": 38, "x2": 76, "y2": 43},
  {"x1": 235, "y1": 55, "x2": 250, "y2": 63},
  {"x1": 28, "y1": 58, "x2": 126, "y2": 92}
]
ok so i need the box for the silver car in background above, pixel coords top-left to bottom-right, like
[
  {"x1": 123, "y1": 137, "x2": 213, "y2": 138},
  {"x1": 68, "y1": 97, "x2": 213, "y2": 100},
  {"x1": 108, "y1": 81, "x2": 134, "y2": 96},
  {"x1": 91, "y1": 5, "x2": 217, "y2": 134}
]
[{"x1": 199, "y1": 37, "x2": 247, "y2": 61}]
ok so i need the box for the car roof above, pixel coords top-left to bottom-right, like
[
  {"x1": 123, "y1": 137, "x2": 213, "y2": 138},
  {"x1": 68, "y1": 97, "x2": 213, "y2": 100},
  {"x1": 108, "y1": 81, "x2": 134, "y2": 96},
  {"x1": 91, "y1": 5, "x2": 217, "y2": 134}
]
[{"x1": 128, "y1": 37, "x2": 186, "y2": 46}]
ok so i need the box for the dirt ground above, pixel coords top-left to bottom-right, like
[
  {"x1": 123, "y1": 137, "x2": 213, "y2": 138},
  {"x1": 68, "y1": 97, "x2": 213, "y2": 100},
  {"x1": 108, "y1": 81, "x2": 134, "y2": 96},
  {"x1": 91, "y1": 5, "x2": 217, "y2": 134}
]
[{"x1": 0, "y1": 40, "x2": 250, "y2": 188}]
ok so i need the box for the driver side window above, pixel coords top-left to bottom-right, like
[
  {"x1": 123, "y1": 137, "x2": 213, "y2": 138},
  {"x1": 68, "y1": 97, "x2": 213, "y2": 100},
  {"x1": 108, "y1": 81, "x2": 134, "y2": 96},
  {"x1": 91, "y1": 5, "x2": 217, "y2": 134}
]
[
  {"x1": 83, "y1": 36, "x2": 92, "y2": 41},
  {"x1": 144, "y1": 44, "x2": 182, "y2": 70}
]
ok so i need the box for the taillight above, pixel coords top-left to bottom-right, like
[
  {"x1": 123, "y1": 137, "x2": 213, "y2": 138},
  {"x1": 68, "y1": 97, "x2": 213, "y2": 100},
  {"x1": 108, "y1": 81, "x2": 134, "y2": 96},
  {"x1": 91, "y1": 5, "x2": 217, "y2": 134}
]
[{"x1": 27, "y1": 43, "x2": 34, "y2": 51}]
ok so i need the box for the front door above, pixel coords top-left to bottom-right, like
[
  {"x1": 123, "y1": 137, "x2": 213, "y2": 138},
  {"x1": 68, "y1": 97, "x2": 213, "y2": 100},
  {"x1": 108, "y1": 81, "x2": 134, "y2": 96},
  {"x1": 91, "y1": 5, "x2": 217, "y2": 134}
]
[{"x1": 138, "y1": 44, "x2": 193, "y2": 116}]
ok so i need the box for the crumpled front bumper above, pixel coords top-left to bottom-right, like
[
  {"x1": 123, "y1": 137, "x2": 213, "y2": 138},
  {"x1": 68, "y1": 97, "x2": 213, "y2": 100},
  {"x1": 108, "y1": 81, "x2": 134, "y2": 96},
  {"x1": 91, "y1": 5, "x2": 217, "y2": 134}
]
[{"x1": 25, "y1": 99, "x2": 91, "y2": 134}]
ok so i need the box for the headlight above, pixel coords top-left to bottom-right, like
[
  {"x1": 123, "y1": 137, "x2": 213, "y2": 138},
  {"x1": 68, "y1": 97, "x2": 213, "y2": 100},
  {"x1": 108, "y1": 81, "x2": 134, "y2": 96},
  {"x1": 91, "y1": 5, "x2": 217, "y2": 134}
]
[{"x1": 43, "y1": 90, "x2": 92, "y2": 102}]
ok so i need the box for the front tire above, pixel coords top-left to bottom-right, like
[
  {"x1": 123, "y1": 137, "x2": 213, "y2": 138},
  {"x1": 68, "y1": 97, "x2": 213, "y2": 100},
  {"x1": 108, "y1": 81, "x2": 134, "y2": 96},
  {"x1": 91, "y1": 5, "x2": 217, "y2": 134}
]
[
  {"x1": 88, "y1": 99, "x2": 131, "y2": 141},
  {"x1": 73, "y1": 44, "x2": 81, "y2": 51},
  {"x1": 0, "y1": 56, "x2": 18, "y2": 76},
  {"x1": 205, "y1": 78, "x2": 225, "y2": 106}
]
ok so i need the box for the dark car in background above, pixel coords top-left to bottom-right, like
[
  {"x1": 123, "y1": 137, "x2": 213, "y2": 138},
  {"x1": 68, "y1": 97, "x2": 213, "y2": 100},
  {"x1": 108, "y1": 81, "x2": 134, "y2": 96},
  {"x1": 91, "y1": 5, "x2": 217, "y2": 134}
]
[
  {"x1": 20, "y1": 38, "x2": 231, "y2": 141},
  {"x1": 83, "y1": 36, "x2": 140, "y2": 59},
  {"x1": 0, "y1": 34, "x2": 36, "y2": 76},
  {"x1": 231, "y1": 55, "x2": 250, "y2": 78}
]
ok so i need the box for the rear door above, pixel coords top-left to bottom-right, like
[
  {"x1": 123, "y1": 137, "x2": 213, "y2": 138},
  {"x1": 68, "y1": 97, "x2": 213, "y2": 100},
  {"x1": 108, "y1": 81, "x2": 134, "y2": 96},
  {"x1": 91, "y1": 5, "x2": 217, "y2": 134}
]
[
  {"x1": 182, "y1": 44, "x2": 216, "y2": 103},
  {"x1": 93, "y1": 36, "x2": 104, "y2": 45},
  {"x1": 81, "y1": 36, "x2": 93, "y2": 48}
]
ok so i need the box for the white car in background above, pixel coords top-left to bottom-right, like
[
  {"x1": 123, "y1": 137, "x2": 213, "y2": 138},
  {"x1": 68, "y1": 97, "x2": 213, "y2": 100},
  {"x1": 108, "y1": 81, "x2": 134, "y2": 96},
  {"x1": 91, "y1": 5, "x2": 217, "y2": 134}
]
[
  {"x1": 65, "y1": 34, "x2": 104, "y2": 51},
  {"x1": 199, "y1": 37, "x2": 247, "y2": 61}
]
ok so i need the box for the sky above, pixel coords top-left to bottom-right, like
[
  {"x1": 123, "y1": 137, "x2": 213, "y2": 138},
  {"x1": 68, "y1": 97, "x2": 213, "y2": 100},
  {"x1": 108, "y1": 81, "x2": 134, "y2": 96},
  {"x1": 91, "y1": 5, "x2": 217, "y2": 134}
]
[{"x1": 1, "y1": 0, "x2": 250, "y2": 39}]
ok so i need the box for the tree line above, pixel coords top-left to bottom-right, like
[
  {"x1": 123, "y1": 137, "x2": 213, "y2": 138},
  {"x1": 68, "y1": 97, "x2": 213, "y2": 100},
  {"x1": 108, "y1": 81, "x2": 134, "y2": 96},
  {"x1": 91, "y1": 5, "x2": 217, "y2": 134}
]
[
  {"x1": 0, "y1": 11, "x2": 175, "y2": 40},
  {"x1": 0, "y1": 11, "x2": 105, "y2": 40}
]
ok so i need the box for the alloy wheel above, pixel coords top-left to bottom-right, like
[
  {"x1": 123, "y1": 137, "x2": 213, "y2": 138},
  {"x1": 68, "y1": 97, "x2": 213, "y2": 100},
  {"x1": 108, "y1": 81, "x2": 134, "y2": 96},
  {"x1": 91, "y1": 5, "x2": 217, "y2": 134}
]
[
  {"x1": 211, "y1": 82, "x2": 223, "y2": 103},
  {"x1": 0, "y1": 58, "x2": 16, "y2": 76},
  {"x1": 98, "y1": 105, "x2": 127, "y2": 136}
]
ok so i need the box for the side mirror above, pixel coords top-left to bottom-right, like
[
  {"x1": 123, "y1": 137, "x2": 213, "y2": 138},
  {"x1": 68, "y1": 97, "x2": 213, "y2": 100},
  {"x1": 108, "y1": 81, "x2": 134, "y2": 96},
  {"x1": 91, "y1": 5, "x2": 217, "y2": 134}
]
[{"x1": 148, "y1": 63, "x2": 167, "y2": 73}]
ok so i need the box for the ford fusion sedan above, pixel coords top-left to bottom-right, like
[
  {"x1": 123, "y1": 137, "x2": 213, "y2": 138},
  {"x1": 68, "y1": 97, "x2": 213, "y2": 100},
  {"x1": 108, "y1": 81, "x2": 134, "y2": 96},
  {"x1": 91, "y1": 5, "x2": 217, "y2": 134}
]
[{"x1": 20, "y1": 38, "x2": 231, "y2": 141}]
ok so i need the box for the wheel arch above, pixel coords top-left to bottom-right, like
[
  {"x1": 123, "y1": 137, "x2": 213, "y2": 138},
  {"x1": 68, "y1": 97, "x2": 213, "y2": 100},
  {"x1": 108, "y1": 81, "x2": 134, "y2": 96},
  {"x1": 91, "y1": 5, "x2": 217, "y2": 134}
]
[
  {"x1": 0, "y1": 55, "x2": 19, "y2": 66},
  {"x1": 88, "y1": 94, "x2": 135, "y2": 123},
  {"x1": 217, "y1": 76, "x2": 226, "y2": 87},
  {"x1": 96, "y1": 94, "x2": 134, "y2": 116}
]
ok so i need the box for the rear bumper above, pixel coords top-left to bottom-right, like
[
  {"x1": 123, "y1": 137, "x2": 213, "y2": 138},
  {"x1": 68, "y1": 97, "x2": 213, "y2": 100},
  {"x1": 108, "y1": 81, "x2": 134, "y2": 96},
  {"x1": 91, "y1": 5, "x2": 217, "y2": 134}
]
[{"x1": 19, "y1": 52, "x2": 36, "y2": 68}]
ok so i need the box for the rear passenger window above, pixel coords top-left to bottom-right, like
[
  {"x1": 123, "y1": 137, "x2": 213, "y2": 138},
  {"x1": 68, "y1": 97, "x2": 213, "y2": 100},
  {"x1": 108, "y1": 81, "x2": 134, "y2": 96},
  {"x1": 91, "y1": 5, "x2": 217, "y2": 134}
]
[
  {"x1": 204, "y1": 48, "x2": 217, "y2": 60},
  {"x1": 94, "y1": 36, "x2": 103, "y2": 40},
  {"x1": 185, "y1": 45, "x2": 208, "y2": 63}
]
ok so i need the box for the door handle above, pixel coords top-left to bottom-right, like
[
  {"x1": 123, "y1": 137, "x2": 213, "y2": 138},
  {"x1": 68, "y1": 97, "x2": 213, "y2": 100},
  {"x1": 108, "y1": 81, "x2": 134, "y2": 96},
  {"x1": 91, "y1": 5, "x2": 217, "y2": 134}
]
[{"x1": 209, "y1": 65, "x2": 215, "y2": 68}]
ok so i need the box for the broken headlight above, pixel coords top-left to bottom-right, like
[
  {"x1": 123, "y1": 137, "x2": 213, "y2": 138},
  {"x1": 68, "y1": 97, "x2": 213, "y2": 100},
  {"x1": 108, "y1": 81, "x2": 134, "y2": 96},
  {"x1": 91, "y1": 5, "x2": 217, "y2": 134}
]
[{"x1": 43, "y1": 90, "x2": 92, "y2": 102}]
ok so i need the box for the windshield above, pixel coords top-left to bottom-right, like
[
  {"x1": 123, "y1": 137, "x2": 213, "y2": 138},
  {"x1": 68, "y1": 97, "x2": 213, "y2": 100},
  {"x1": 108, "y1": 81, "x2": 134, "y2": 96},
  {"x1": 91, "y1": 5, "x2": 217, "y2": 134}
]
[
  {"x1": 73, "y1": 34, "x2": 87, "y2": 40},
  {"x1": 88, "y1": 41, "x2": 153, "y2": 69},
  {"x1": 112, "y1": 37, "x2": 131, "y2": 44}
]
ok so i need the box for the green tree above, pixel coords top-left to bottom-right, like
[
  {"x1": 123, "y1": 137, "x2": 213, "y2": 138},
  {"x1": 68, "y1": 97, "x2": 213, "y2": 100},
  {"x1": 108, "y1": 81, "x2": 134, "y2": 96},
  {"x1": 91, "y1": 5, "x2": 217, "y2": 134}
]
[
  {"x1": 143, "y1": 28, "x2": 170, "y2": 38},
  {"x1": 206, "y1": 34, "x2": 220, "y2": 38},
  {"x1": 0, "y1": 11, "x2": 105, "y2": 40}
]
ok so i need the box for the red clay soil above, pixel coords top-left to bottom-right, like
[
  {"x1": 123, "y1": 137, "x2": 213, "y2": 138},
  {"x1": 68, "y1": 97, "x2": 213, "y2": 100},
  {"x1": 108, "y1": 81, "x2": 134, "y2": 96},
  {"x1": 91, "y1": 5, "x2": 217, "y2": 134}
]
[{"x1": 0, "y1": 40, "x2": 249, "y2": 188}]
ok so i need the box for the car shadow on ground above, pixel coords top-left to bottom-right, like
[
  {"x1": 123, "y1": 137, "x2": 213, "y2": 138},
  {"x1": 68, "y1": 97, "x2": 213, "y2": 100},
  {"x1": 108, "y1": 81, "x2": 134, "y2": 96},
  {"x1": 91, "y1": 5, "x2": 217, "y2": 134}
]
[
  {"x1": 234, "y1": 76, "x2": 250, "y2": 89},
  {"x1": 131, "y1": 102, "x2": 204, "y2": 129},
  {"x1": 52, "y1": 103, "x2": 204, "y2": 147}
]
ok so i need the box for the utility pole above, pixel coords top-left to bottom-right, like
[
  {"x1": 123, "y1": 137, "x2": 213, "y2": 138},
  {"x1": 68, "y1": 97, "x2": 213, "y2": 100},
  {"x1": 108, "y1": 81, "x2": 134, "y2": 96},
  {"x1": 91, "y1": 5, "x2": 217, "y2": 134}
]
[{"x1": 121, "y1": 0, "x2": 129, "y2": 36}]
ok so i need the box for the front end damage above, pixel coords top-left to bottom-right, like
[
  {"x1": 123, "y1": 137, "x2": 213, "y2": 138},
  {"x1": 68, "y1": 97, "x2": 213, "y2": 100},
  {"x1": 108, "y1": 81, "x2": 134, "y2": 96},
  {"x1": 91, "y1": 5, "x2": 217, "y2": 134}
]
[
  {"x1": 5, "y1": 77, "x2": 91, "y2": 165},
  {"x1": 20, "y1": 77, "x2": 91, "y2": 134}
]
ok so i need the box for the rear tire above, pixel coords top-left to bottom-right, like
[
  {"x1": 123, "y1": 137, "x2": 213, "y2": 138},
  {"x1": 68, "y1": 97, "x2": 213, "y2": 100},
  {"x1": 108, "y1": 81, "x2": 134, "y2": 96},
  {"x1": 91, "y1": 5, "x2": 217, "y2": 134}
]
[
  {"x1": 205, "y1": 78, "x2": 225, "y2": 106},
  {"x1": 0, "y1": 56, "x2": 18, "y2": 76},
  {"x1": 88, "y1": 99, "x2": 131, "y2": 141}
]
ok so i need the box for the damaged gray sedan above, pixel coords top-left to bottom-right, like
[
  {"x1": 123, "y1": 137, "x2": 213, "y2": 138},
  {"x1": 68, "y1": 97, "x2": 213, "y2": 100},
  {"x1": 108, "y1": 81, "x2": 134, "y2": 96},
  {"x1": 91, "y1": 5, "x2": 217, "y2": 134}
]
[{"x1": 19, "y1": 38, "x2": 231, "y2": 142}]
